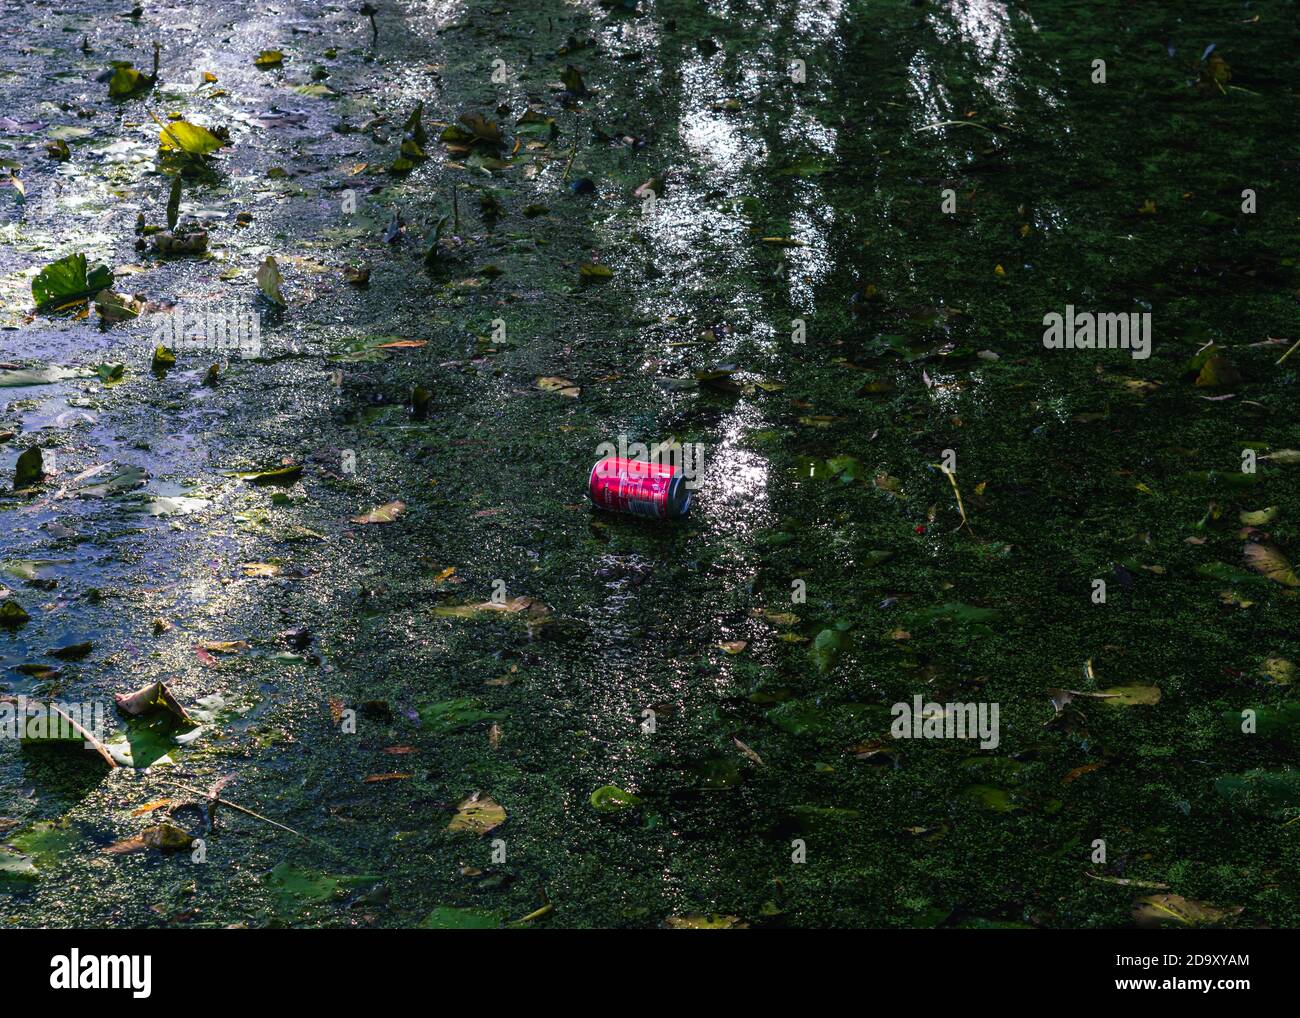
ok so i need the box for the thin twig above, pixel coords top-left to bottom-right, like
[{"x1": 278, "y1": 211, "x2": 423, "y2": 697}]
[
  {"x1": 160, "y1": 779, "x2": 307, "y2": 839},
  {"x1": 1275, "y1": 336, "x2": 1300, "y2": 366}
]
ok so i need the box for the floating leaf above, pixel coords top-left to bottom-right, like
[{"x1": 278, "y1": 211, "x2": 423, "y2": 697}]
[
  {"x1": 964, "y1": 784, "x2": 1016, "y2": 812},
  {"x1": 157, "y1": 119, "x2": 225, "y2": 155},
  {"x1": 14, "y1": 446, "x2": 44, "y2": 487},
  {"x1": 1095, "y1": 685, "x2": 1161, "y2": 706},
  {"x1": 351, "y1": 500, "x2": 405, "y2": 524},
  {"x1": 514, "y1": 110, "x2": 557, "y2": 138},
  {"x1": 253, "y1": 49, "x2": 284, "y2": 67},
  {"x1": 1240, "y1": 506, "x2": 1279, "y2": 525},
  {"x1": 810, "y1": 627, "x2": 851, "y2": 674},
  {"x1": 1243, "y1": 542, "x2": 1300, "y2": 586},
  {"x1": 0, "y1": 600, "x2": 30, "y2": 628},
  {"x1": 448, "y1": 792, "x2": 506, "y2": 835},
  {"x1": 433, "y1": 596, "x2": 551, "y2": 621},
  {"x1": 417, "y1": 698, "x2": 504, "y2": 734},
  {"x1": 114, "y1": 680, "x2": 195, "y2": 726},
  {"x1": 589, "y1": 785, "x2": 641, "y2": 812},
  {"x1": 224, "y1": 464, "x2": 302, "y2": 486},
  {"x1": 94, "y1": 290, "x2": 142, "y2": 322},
  {"x1": 108, "y1": 64, "x2": 151, "y2": 99},
  {"x1": 31, "y1": 253, "x2": 114, "y2": 312},
  {"x1": 1133, "y1": 894, "x2": 1242, "y2": 928},
  {"x1": 560, "y1": 65, "x2": 588, "y2": 95},
  {"x1": 266, "y1": 862, "x2": 380, "y2": 917},
  {"x1": 537, "y1": 376, "x2": 580, "y2": 398},
  {"x1": 1260, "y1": 658, "x2": 1296, "y2": 686},
  {"x1": 1216, "y1": 768, "x2": 1300, "y2": 816},
  {"x1": 257, "y1": 255, "x2": 286, "y2": 305}
]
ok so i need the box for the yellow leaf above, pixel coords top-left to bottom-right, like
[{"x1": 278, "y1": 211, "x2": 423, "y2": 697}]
[
  {"x1": 157, "y1": 119, "x2": 224, "y2": 155},
  {"x1": 448, "y1": 792, "x2": 506, "y2": 835},
  {"x1": 1243, "y1": 542, "x2": 1300, "y2": 586},
  {"x1": 537, "y1": 376, "x2": 580, "y2": 398}
]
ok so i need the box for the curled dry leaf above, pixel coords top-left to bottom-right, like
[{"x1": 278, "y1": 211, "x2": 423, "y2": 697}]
[
  {"x1": 104, "y1": 822, "x2": 193, "y2": 855},
  {"x1": 114, "y1": 680, "x2": 195, "y2": 726}
]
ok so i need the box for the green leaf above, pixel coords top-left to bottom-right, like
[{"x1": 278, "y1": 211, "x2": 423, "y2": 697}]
[
  {"x1": 766, "y1": 700, "x2": 828, "y2": 736},
  {"x1": 417, "y1": 698, "x2": 504, "y2": 734},
  {"x1": 514, "y1": 110, "x2": 557, "y2": 138},
  {"x1": 266, "y1": 862, "x2": 379, "y2": 917},
  {"x1": 95, "y1": 362, "x2": 126, "y2": 385},
  {"x1": 589, "y1": 785, "x2": 641, "y2": 812},
  {"x1": 108, "y1": 64, "x2": 150, "y2": 98},
  {"x1": 31, "y1": 253, "x2": 114, "y2": 311},
  {"x1": 13, "y1": 446, "x2": 43, "y2": 487},
  {"x1": 1216, "y1": 768, "x2": 1300, "y2": 816},
  {"x1": 0, "y1": 600, "x2": 31, "y2": 628},
  {"x1": 810, "y1": 627, "x2": 851, "y2": 674}
]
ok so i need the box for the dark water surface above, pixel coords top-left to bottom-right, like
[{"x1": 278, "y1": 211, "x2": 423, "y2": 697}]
[{"x1": 1, "y1": 0, "x2": 1298, "y2": 927}]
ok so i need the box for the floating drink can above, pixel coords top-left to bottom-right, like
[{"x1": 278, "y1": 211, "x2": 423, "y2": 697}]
[{"x1": 589, "y1": 456, "x2": 692, "y2": 520}]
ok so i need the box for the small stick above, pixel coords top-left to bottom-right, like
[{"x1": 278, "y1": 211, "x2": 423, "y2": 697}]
[
  {"x1": 161, "y1": 778, "x2": 307, "y2": 839},
  {"x1": 562, "y1": 116, "x2": 578, "y2": 181},
  {"x1": 360, "y1": 3, "x2": 378, "y2": 42},
  {"x1": 1275, "y1": 336, "x2": 1300, "y2": 366}
]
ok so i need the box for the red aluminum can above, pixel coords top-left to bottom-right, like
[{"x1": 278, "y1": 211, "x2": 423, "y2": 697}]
[{"x1": 589, "y1": 456, "x2": 691, "y2": 520}]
